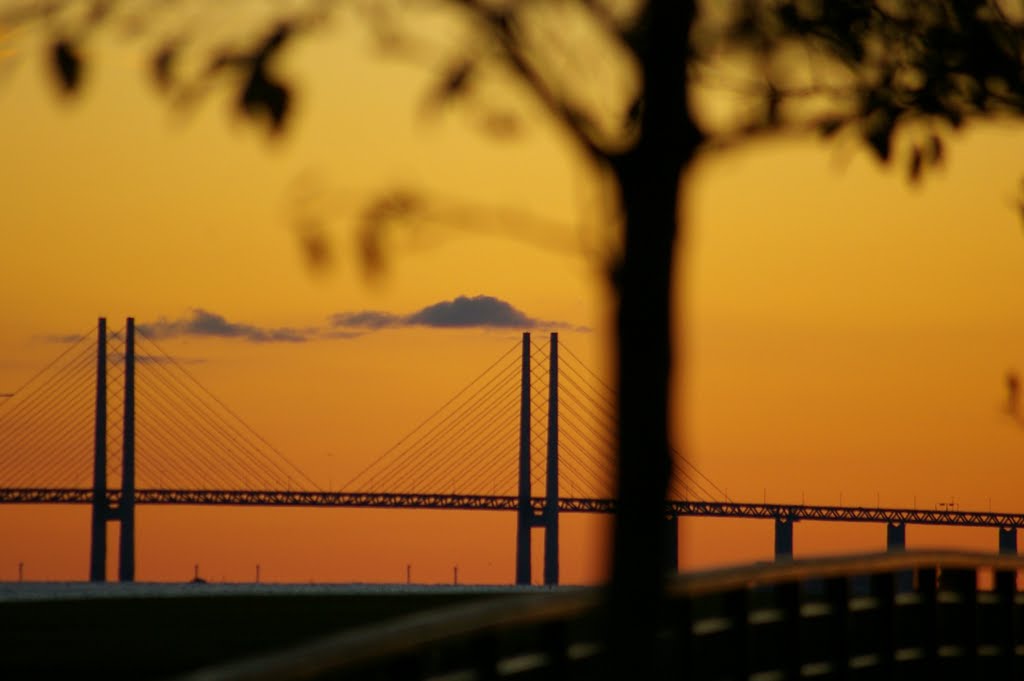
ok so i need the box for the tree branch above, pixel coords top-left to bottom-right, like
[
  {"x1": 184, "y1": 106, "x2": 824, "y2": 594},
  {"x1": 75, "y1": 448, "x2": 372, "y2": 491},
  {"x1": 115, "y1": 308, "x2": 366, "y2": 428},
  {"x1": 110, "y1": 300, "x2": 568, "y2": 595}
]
[{"x1": 449, "y1": 0, "x2": 622, "y2": 160}]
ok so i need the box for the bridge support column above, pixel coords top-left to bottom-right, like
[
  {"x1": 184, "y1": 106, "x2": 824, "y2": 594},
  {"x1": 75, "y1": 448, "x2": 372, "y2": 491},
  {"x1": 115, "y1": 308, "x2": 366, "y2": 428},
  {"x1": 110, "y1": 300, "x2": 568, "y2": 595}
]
[
  {"x1": 1000, "y1": 527, "x2": 1017, "y2": 555},
  {"x1": 515, "y1": 333, "x2": 532, "y2": 585},
  {"x1": 543, "y1": 333, "x2": 559, "y2": 586},
  {"x1": 118, "y1": 317, "x2": 136, "y2": 582},
  {"x1": 886, "y1": 522, "x2": 905, "y2": 552},
  {"x1": 663, "y1": 515, "x2": 679, "y2": 574},
  {"x1": 89, "y1": 318, "x2": 108, "y2": 582},
  {"x1": 774, "y1": 516, "x2": 793, "y2": 561}
]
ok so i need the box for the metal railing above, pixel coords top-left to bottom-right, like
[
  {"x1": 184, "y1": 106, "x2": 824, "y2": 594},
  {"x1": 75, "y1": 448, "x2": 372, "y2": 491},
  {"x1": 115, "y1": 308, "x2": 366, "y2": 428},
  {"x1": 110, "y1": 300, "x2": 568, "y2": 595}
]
[{"x1": 176, "y1": 551, "x2": 1024, "y2": 680}]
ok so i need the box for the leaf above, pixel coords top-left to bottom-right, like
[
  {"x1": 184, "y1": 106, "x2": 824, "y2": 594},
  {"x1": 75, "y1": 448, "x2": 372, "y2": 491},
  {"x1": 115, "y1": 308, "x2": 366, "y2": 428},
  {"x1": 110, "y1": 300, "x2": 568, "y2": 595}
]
[
  {"x1": 866, "y1": 124, "x2": 891, "y2": 162},
  {"x1": 295, "y1": 220, "x2": 331, "y2": 271},
  {"x1": 926, "y1": 135, "x2": 943, "y2": 165},
  {"x1": 152, "y1": 44, "x2": 176, "y2": 90},
  {"x1": 864, "y1": 110, "x2": 894, "y2": 163},
  {"x1": 239, "y1": 66, "x2": 290, "y2": 133},
  {"x1": 259, "y1": 22, "x2": 292, "y2": 62},
  {"x1": 438, "y1": 60, "x2": 473, "y2": 100},
  {"x1": 818, "y1": 117, "x2": 843, "y2": 138},
  {"x1": 51, "y1": 39, "x2": 81, "y2": 93},
  {"x1": 481, "y1": 111, "x2": 520, "y2": 138},
  {"x1": 908, "y1": 146, "x2": 923, "y2": 183}
]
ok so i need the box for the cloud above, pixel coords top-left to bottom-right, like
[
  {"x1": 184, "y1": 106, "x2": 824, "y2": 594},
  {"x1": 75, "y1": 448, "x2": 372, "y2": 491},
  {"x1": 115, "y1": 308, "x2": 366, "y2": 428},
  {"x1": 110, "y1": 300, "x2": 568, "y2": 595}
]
[
  {"x1": 329, "y1": 311, "x2": 402, "y2": 330},
  {"x1": 45, "y1": 296, "x2": 582, "y2": 350},
  {"x1": 407, "y1": 296, "x2": 535, "y2": 328},
  {"x1": 108, "y1": 353, "x2": 205, "y2": 366},
  {"x1": 331, "y1": 295, "x2": 582, "y2": 331},
  {"x1": 41, "y1": 333, "x2": 88, "y2": 344},
  {"x1": 138, "y1": 309, "x2": 310, "y2": 343}
]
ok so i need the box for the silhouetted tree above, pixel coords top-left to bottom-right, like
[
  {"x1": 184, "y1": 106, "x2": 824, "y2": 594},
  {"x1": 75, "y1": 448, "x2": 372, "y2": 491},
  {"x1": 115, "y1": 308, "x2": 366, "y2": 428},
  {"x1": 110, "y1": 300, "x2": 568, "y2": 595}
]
[{"x1": 7, "y1": 0, "x2": 1024, "y2": 675}]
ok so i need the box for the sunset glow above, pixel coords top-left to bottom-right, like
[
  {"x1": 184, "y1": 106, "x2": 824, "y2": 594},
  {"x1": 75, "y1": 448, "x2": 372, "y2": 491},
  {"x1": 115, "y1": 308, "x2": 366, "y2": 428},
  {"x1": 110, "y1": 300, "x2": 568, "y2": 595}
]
[{"x1": 3, "y1": 17, "x2": 1024, "y2": 586}]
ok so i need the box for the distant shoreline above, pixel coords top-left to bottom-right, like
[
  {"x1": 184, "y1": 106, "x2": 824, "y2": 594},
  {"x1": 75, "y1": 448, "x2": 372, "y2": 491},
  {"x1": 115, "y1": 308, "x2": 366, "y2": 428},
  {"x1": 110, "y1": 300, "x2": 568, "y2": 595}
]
[{"x1": 0, "y1": 581, "x2": 591, "y2": 602}]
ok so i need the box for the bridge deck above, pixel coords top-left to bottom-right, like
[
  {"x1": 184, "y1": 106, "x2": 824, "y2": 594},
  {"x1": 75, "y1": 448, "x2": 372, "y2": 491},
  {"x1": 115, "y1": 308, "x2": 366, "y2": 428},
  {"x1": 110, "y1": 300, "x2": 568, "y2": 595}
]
[{"x1": 1, "y1": 488, "x2": 1022, "y2": 528}]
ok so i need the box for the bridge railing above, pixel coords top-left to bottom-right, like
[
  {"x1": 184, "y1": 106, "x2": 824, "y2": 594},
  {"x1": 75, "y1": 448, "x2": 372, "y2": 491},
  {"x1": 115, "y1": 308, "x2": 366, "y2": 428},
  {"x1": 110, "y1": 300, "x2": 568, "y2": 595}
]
[{"x1": 177, "y1": 550, "x2": 1024, "y2": 681}]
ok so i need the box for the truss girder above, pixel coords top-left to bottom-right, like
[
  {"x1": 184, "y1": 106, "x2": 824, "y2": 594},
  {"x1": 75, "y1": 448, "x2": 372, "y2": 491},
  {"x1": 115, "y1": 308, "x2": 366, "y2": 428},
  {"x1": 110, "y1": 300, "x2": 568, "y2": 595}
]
[{"x1": 1, "y1": 489, "x2": 1022, "y2": 529}]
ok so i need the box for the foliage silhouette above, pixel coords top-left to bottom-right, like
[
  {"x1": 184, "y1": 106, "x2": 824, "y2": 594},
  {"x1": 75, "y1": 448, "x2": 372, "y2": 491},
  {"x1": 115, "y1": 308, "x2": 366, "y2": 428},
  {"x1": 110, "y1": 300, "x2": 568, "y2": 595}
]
[{"x1": 6, "y1": 0, "x2": 1024, "y2": 676}]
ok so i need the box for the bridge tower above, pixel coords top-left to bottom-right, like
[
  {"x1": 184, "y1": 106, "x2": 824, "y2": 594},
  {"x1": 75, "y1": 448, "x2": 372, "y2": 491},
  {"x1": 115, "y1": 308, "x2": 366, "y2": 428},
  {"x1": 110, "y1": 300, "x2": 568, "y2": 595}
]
[
  {"x1": 89, "y1": 317, "x2": 137, "y2": 582},
  {"x1": 515, "y1": 332, "x2": 561, "y2": 586}
]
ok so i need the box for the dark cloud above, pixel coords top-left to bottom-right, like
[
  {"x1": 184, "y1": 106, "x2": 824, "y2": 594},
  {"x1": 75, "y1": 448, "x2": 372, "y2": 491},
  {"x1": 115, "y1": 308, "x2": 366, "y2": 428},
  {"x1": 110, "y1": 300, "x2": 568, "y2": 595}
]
[
  {"x1": 406, "y1": 296, "x2": 533, "y2": 328},
  {"x1": 329, "y1": 310, "x2": 402, "y2": 329},
  {"x1": 320, "y1": 329, "x2": 366, "y2": 340},
  {"x1": 108, "y1": 353, "x2": 205, "y2": 366},
  {"x1": 138, "y1": 309, "x2": 309, "y2": 343},
  {"x1": 331, "y1": 295, "x2": 581, "y2": 331},
  {"x1": 41, "y1": 333, "x2": 87, "y2": 344},
  {"x1": 46, "y1": 296, "x2": 582, "y2": 350}
]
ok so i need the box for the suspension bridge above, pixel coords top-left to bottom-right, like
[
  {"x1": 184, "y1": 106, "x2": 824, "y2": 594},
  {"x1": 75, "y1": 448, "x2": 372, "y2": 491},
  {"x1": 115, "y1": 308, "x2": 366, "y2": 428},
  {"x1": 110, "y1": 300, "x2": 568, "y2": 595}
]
[{"x1": 1, "y1": 318, "x2": 1023, "y2": 585}]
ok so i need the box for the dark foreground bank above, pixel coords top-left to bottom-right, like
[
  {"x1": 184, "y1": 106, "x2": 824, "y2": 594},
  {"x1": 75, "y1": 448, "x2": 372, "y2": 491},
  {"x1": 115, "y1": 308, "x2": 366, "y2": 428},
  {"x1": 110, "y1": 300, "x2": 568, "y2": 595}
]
[{"x1": 0, "y1": 583, "x2": 554, "y2": 680}]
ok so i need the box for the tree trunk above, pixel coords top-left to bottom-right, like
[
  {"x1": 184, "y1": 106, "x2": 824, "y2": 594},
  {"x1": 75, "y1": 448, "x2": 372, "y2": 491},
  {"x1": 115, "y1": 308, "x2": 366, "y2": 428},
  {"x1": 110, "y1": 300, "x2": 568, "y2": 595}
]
[{"x1": 606, "y1": 2, "x2": 700, "y2": 677}]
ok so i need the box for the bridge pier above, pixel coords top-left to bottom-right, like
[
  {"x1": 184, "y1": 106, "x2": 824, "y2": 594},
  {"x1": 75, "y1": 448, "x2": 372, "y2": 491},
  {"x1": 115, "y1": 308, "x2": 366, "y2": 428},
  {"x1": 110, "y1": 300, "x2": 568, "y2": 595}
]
[
  {"x1": 1000, "y1": 527, "x2": 1017, "y2": 555},
  {"x1": 886, "y1": 522, "x2": 905, "y2": 552},
  {"x1": 886, "y1": 522, "x2": 913, "y2": 592},
  {"x1": 774, "y1": 516, "x2": 793, "y2": 561}
]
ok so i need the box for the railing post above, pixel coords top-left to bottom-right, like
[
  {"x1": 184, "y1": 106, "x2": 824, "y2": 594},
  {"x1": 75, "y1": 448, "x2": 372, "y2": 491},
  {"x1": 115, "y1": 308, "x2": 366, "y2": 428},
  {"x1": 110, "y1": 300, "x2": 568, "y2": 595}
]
[
  {"x1": 941, "y1": 568, "x2": 977, "y2": 678},
  {"x1": 515, "y1": 332, "x2": 532, "y2": 586},
  {"x1": 118, "y1": 317, "x2": 136, "y2": 582},
  {"x1": 663, "y1": 515, "x2": 679, "y2": 574},
  {"x1": 774, "y1": 516, "x2": 793, "y2": 561},
  {"x1": 918, "y1": 566, "x2": 939, "y2": 676},
  {"x1": 995, "y1": 565, "x2": 1018, "y2": 678},
  {"x1": 824, "y1": 576, "x2": 849, "y2": 676},
  {"x1": 543, "y1": 332, "x2": 559, "y2": 586},
  {"x1": 870, "y1": 572, "x2": 895, "y2": 675},
  {"x1": 89, "y1": 318, "x2": 107, "y2": 583}
]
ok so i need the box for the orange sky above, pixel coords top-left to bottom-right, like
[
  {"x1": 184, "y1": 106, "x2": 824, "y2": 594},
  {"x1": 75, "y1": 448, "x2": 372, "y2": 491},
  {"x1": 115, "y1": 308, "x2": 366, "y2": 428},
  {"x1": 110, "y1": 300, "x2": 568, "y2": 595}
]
[{"x1": 2, "y1": 16, "x2": 1024, "y2": 585}]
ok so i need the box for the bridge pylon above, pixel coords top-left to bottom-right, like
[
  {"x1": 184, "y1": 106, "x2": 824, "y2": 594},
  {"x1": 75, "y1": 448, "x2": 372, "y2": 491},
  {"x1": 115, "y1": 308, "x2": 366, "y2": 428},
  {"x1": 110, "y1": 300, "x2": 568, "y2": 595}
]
[
  {"x1": 515, "y1": 333, "x2": 532, "y2": 585},
  {"x1": 89, "y1": 317, "x2": 137, "y2": 582},
  {"x1": 89, "y1": 318, "x2": 108, "y2": 582},
  {"x1": 515, "y1": 332, "x2": 561, "y2": 586}
]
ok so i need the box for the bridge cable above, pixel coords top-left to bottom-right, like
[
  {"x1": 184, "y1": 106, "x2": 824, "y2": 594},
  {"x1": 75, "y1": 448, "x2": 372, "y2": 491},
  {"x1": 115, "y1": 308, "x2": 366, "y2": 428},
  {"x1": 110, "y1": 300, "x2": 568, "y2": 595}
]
[
  {"x1": 0, "y1": 326, "x2": 94, "y2": 418},
  {"x1": 135, "y1": 332, "x2": 320, "y2": 490},
  {"x1": 348, "y1": 349, "x2": 520, "y2": 491},
  {"x1": 380, "y1": 375, "x2": 520, "y2": 493},
  {"x1": 134, "y1": 334, "x2": 313, "y2": 489},
  {"x1": 362, "y1": 360, "x2": 519, "y2": 491},
  {"x1": 341, "y1": 340, "x2": 520, "y2": 490},
  {"x1": 429, "y1": 389, "x2": 521, "y2": 495},
  {"x1": 0, "y1": 338, "x2": 96, "y2": 449},
  {"x1": 134, "y1": 347, "x2": 307, "y2": 490},
  {"x1": 360, "y1": 354, "x2": 521, "y2": 490},
  {"x1": 0, "y1": 347, "x2": 96, "y2": 486},
  {"x1": 134, "y1": 363, "x2": 279, "y2": 488},
  {"x1": 134, "y1": 367, "x2": 278, "y2": 489}
]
